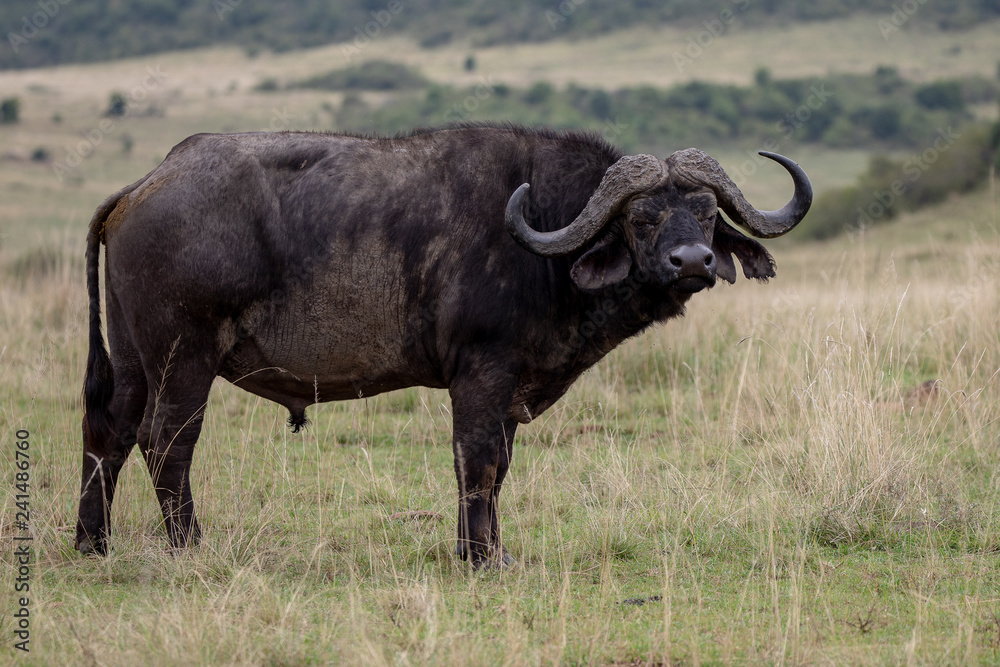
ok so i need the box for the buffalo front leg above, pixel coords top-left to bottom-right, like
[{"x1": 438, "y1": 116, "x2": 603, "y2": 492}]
[
  {"x1": 490, "y1": 417, "x2": 518, "y2": 567},
  {"x1": 449, "y1": 370, "x2": 518, "y2": 568}
]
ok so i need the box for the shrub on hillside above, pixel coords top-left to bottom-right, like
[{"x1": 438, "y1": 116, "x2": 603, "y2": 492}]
[
  {"x1": 1, "y1": 97, "x2": 19, "y2": 123},
  {"x1": 105, "y1": 92, "x2": 127, "y2": 116},
  {"x1": 296, "y1": 61, "x2": 427, "y2": 91},
  {"x1": 798, "y1": 124, "x2": 997, "y2": 239},
  {"x1": 329, "y1": 70, "x2": 992, "y2": 155},
  {"x1": 914, "y1": 81, "x2": 965, "y2": 112}
]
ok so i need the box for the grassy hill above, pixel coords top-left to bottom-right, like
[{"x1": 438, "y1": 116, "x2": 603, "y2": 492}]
[
  {"x1": 2, "y1": 15, "x2": 996, "y2": 252},
  {"x1": 3, "y1": 0, "x2": 1000, "y2": 69}
]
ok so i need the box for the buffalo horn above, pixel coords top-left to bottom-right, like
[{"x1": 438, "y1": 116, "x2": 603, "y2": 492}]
[
  {"x1": 668, "y1": 148, "x2": 812, "y2": 239},
  {"x1": 506, "y1": 154, "x2": 666, "y2": 257}
]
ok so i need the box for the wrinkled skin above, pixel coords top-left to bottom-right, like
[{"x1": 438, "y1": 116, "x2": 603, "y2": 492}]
[{"x1": 76, "y1": 124, "x2": 800, "y2": 568}]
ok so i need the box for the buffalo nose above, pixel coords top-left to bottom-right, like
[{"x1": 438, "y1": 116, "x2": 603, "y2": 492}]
[{"x1": 668, "y1": 244, "x2": 715, "y2": 278}]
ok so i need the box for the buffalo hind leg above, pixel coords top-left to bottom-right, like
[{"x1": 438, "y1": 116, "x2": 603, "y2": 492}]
[
  {"x1": 76, "y1": 291, "x2": 149, "y2": 555},
  {"x1": 449, "y1": 367, "x2": 517, "y2": 568},
  {"x1": 76, "y1": 382, "x2": 146, "y2": 554},
  {"x1": 137, "y1": 354, "x2": 217, "y2": 549}
]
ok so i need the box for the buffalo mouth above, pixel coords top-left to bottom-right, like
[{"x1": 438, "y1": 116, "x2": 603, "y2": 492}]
[{"x1": 670, "y1": 275, "x2": 715, "y2": 294}]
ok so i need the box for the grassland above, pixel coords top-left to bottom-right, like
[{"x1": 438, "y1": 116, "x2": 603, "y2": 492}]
[
  {"x1": 2, "y1": 184, "x2": 998, "y2": 665},
  {"x1": 1, "y1": 20, "x2": 1000, "y2": 666}
]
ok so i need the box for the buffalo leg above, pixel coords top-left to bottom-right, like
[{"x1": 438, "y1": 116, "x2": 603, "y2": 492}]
[
  {"x1": 449, "y1": 369, "x2": 517, "y2": 568},
  {"x1": 76, "y1": 287, "x2": 148, "y2": 555},
  {"x1": 136, "y1": 351, "x2": 216, "y2": 549},
  {"x1": 489, "y1": 418, "x2": 518, "y2": 566}
]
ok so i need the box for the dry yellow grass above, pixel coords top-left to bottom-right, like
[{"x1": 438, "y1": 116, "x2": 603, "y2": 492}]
[{"x1": 1, "y1": 181, "x2": 998, "y2": 663}]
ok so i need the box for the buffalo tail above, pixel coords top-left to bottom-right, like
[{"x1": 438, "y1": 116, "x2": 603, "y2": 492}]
[{"x1": 81, "y1": 186, "x2": 136, "y2": 459}]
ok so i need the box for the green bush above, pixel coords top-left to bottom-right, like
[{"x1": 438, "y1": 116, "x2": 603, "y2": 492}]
[
  {"x1": 336, "y1": 69, "x2": 987, "y2": 155},
  {"x1": 105, "y1": 92, "x2": 127, "y2": 116},
  {"x1": 295, "y1": 61, "x2": 427, "y2": 92},
  {"x1": 874, "y1": 66, "x2": 904, "y2": 94},
  {"x1": 993, "y1": 118, "x2": 1000, "y2": 170},
  {"x1": 958, "y1": 75, "x2": 1000, "y2": 105},
  {"x1": 820, "y1": 117, "x2": 864, "y2": 147},
  {"x1": 905, "y1": 125, "x2": 994, "y2": 207},
  {"x1": 588, "y1": 90, "x2": 612, "y2": 119},
  {"x1": 914, "y1": 81, "x2": 965, "y2": 112},
  {"x1": 869, "y1": 106, "x2": 901, "y2": 139},
  {"x1": 796, "y1": 185, "x2": 869, "y2": 239},
  {"x1": 0, "y1": 97, "x2": 19, "y2": 123},
  {"x1": 798, "y1": 124, "x2": 997, "y2": 239},
  {"x1": 524, "y1": 81, "x2": 554, "y2": 105},
  {"x1": 254, "y1": 78, "x2": 280, "y2": 92}
]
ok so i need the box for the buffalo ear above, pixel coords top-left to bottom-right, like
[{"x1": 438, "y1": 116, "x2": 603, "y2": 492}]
[
  {"x1": 570, "y1": 236, "x2": 632, "y2": 291},
  {"x1": 712, "y1": 214, "x2": 776, "y2": 283}
]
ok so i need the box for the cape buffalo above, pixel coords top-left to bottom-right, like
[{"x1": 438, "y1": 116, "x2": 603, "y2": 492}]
[{"x1": 76, "y1": 124, "x2": 811, "y2": 567}]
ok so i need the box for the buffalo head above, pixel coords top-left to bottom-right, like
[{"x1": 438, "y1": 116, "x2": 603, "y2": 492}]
[{"x1": 505, "y1": 149, "x2": 812, "y2": 294}]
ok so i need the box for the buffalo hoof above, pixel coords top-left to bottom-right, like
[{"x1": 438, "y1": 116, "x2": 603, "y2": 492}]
[
  {"x1": 75, "y1": 535, "x2": 107, "y2": 556},
  {"x1": 457, "y1": 543, "x2": 518, "y2": 570},
  {"x1": 494, "y1": 550, "x2": 518, "y2": 570},
  {"x1": 473, "y1": 552, "x2": 518, "y2": 571}
]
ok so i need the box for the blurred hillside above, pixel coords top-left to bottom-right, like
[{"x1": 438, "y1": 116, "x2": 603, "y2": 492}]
[
  {"x1": 1, "y1": 3, "x2": 998, "y2": 242},
  {"x1": 304, "y1": 64, "x2": 995, "y2": 153},
  {"x1": 3, "y1": 0, "x2": 1000, "y2": 69}
]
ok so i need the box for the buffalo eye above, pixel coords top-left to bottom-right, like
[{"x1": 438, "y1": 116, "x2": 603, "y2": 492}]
[
  {"x1": 685, "y1": 193, "x2": 718, "y2": 222},
  {"x1": 629, "y1": 213, "x2": 659, "y2": 227},
  {"x1": 695, "y1": 206, "x2": 718, "y2": 223}
]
